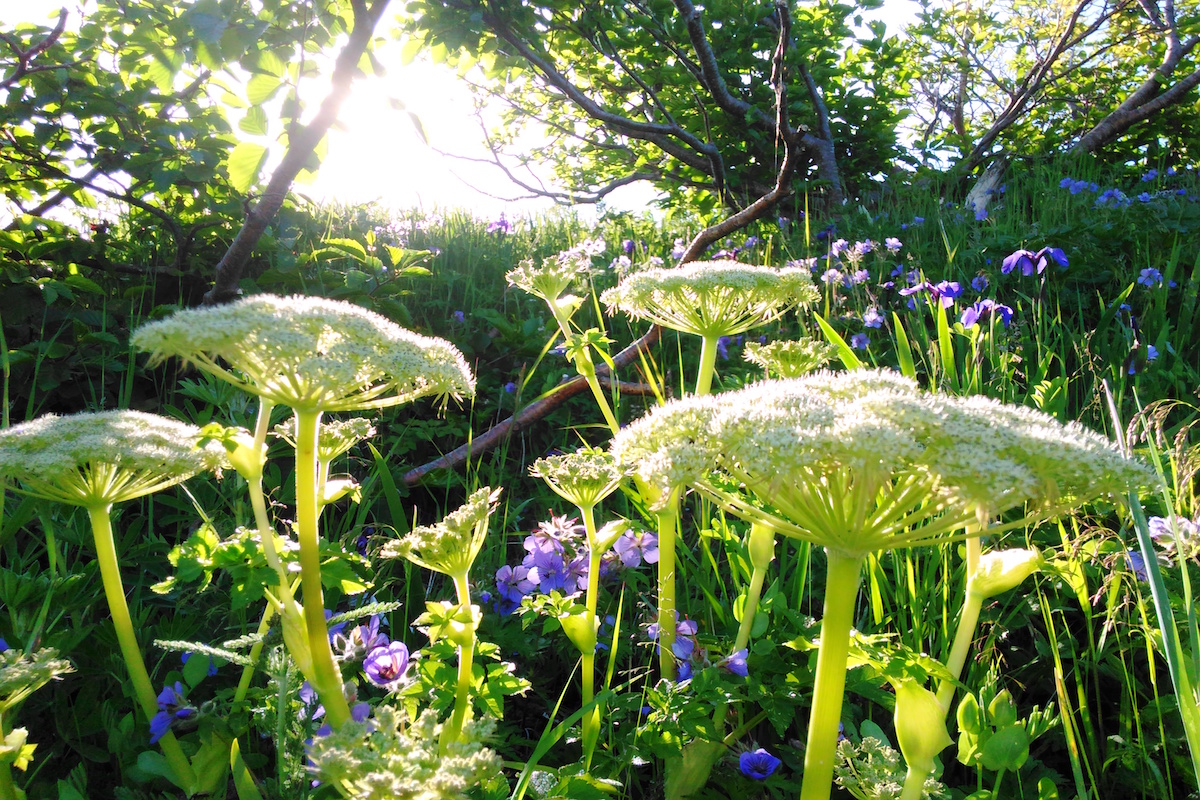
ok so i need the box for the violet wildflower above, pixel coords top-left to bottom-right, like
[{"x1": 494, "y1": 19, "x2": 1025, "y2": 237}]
[
  {"x1": 363, "y1": 641, "x2": 410, "y2": 687},
  {"x1": 149, "y1": 682, "x2": 196, "y2": 744},
  {"x1": 912, "y1": 216, "x2": 925, "y2": 224},
  {"x1": 452, "y1": 310, "x2": 465, "y2": 324},
  {"x1": 862, "y1": 307, "x2": 883, "y2": 329},
  {"x1": 671, "y1": 238, "x2": 687, "y2": 260},
  {"x1": 931, "y1": 280, "x2": 962, "y2": 308},
  {"x1": 1059, "y1": 177, "x2": 1073, "y2": 188},
  {"x1": 821, "y1": 268, "x2": 843, "y2": 286},
  {"x1": 1001, "y1": 249, "x2": 1035, "y2": 276},
  {"x1": 503, "y1": 381, "x2": 518, "y2": 393},
  {"x1": 495, "y1": 564, "x2": 535, "y2": 603},
  {"x1": 974, "y1": 206, "x2": 988, "y2": 221},
  {"x1": 525, "y1": 551, "x2": 574, "y2": 593},
  {"x1": 648, "y1": 618, "x2": 699, "y2": 660},
  {"x1": 850, "y1": 332, "x2": 870, "y2": 350},
  {"x1": 1138, "y1": 192, "x2": 1152, "y2": 202},
  {"x1": 971, "y1": 275, "x2": 988, "y2": 293},
  {"x1": 486, "y1": 214, "x2": 512, "y2": 234},
  {"x1": 1138, "y1": 267, "x2": 1164, "y2": 287},
  {"x1": 622, "y1": 238, "x2": 635, "y2": 255},
  {"x1": 743, "y1": 236, "x2": 760, "y2": 250},
  {"x1": 612, "y1": 529, "x2": 659, "y2": 568},
  {"x1": 740, "y1": 748, "x2": 782, "y2": 780},
  {"x1": 1036, "y1": 247, "x2": 1069, "y2": 272},
  {"x1": 719, "y1": 648, "x2": 749, "y2": 677},
  {"x1": 342, "y1": 616, "x2": 389, "y2": 660},
  {"x1": 1127, "y1": 550, "x2": 1149, "y2": 582},
  {"x1": 850, "y1": 268, "x2": 870, "y2": 285},
  {"x1": 717, "y1": 335, "x2": 732, "y2": 360},
  {"x1": 1143, "y1": 169, "x2": 1159, "y2": 182},
  {"x1": 884, "y1": 237, "x2": 902, "y2": 253},
  {"x1": 831, "y1": 238, "x2": 849, "y2": 256}
]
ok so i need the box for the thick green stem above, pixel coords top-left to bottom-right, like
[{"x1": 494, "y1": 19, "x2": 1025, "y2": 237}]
[
  {"x1": 293, "y1": 410, "x2": 350, "y2": 728},
  {"x1": 900, "y1": 766, "x2": 931, "y2": 800},
  {"x1": 937, "y1": 536, "x2": 983, "y2": 714},
  {"x1": 442, "y1": 629, "x2": 475, "y2": 752},
  {"x1": 655, "y1": 491, "x2": 681, "y2": 681},
  {"x1": 734, "y1": 567, "x2": 767, "y2": 654},
  {"x1": 695, "y1": 335, "x2": 720, "y2": 396},
  {"x1": 799, "y1": 549, "x2": 865, "y2": 800},
  {"x1": 577, "y1": 357, "x2": 621, "y2": 436},
  {"x1": 249, "y1": 401, "x2": 285, "y2": 581},
  {"x1": 87, "y1": 504, "x2": 197, "y2": 793},
  {"x1": 581, "y1": 505, "x2": 602, "y2": 765},
  {"x1": 0, "y1": 760, "x2": 17, "y2": 800}
]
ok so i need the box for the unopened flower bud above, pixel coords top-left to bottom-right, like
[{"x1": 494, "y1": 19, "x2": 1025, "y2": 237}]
[
  {"x1": 969, "y1": 548, "x2": 1040, "y2": 599},
  {"x1": 894, "y1": 679, "x2": 952, "y2": 774}
]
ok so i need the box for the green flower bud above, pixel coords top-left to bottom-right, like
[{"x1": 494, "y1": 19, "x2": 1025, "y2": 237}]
[
  {"x1": 558, "y1": 608, "x2": 597, "y2": 656},
  {"x1": 969, "y1": 548, "x2": 1041, "y2": 599},
  {"x1": 894, "y1": 679, "x2": 952, "y2": 775},
  {"x1": 748, "y1": 522, "x2": 776, "y2": 571}
]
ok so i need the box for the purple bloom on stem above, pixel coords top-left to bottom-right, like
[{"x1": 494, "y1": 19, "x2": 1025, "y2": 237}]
[
  {"x1": 613, "y1": 529, "x2": 659, "y2": 568},
  {"x1": 486, "y1": 214, "x2": 512, "y2": 234},
  {"x1": 346, "y1": 616, "x2": 389, "y2": 658},
  {"x1": 0, "y1": 639, "x2": 7, "y2": 652},
  {"x1": 1001, "y1": 249, "x2": 1035, "y2": 276},
  {"x1": 503, "y1": 381, "x2": 518, "y2": 393},
  {"x1": 452, "y1": 310, "x2": 465, "y2": 324},
  {"x1": 931, "y1": 280, "x2": 962, "y2": 308},
  {"x1": 717, "y1": 335, "x2": 732, "y2": 360},
  {"x1": 743, "y1": 236, "x2": 760, "y2": 250},
  {"x1": 850, "y1": 332, "x2": 870, "y2": 350},
  {"x1": 1127, "y1": 550, "x2": 1149, "y2": 582},
  {"x1": 566, "y1": 555, "x2": 590, "y2": 592},
  {"x1": 495, "y1": 564, "x2": 535, "y2": 602},
  {"x1": 150, "y1": 682, "x2": 195, "y2": 744},
  {"x1": 912, "y1": 216, "x2": 925, "y2": 224},
  {"x1": 1059, "y1": 177, "x2": 1074, "y2": 188},
  {"x1": 740, "y1": 748, "x2": 782, "y2": 780},
  {"x1": 526, "y1": 552, "x2": 573, "y2": 593},
  {"x1": 1142, "y1": 169, "x2": 1159, "y2": 182},
  {"x1": 862, "y1": 307, "x2": 883, "y2": 329},
  {"x1": 363, "y1": 641, "x2": 410, "y2": 687},
  {"x1": 622, "y1": 238, "x2": 635, "y2": 255},
  {"x1": 971, "y1": 275, "x2": 989, "y2": 293},
  {"x1": 821, "y1": 268, "x2": 843, "y2": 286},
  {"x1": 1035, "y1": 247, "x2": 1068, "y2": 272},
  {"x1": 830, "y1": 238, "x2": 849, "y2": 256},
  {"x1": 1138, "y1": 267, "x2": 1164, "y2": 287},
  {"x1": 974, "y1": 205, "x2": 988, "y2": 221},
  {"x1": 719, "y1": 648, "x2": 749, "y2": 677},
  {"x1": 884, "y1": 237, "x2": 902, "y2": 253}
]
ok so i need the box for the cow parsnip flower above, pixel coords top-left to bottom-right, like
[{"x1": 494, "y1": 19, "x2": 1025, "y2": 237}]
[
  {"x1": 381, "y1": 487, "x2": 500, "y2": 588},
  {"x1": 132, "y1": 294, "x2": 475, "y2": 413},
  {"x1": 601, "y1": 261, "x2": 818, "y2": 339},
  {"x1": 743, "y1": 338, "x2": 837, "y2": 378},
  {"x1": 530, "y1": 447, "x2": 627, "y2": 510},
  {"x1": 274, "y1": 416, "x2": 376, "y2": 463},
  {"x1": 612, "y1": 369, "x2": 1151, "y2": 555},
  {"x1": 0, "y1": 411, "x2": 224, "y2": 507}
]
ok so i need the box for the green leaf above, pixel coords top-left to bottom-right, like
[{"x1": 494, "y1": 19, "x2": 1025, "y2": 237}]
[
  {"x1": 238, "y1": 106, "x2": 269, "y2": 136},
  {"x1": 935, "y1": 302, "x2": 957, "y2": 390},
  {"x1": 891, "y1": 312, "x2": 916, "y2": 379},
  {"x1": 980, "y1": 724, "x2": 1030, "y2": 772},
  {"x1": 230, "y1": 739, "x2": 265, "y2": 800},
  {"x1": 227, "y1": 142, "x2": 268, "y2": 194},
  {"x1": 814, "y1": 313, "x2": 863, "y2": 370},
  {"x1": 246, "y1": 73, "x2": 282, "y2": 105}
]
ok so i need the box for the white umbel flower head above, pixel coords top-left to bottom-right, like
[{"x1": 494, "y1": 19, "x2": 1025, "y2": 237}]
[
  {"x1": 274, "y1": 416, "x2": 376, "y2": 463},
  {"x1": 612, "y1": 369, "x2": 1151, "y2": 555},
  {"x1": 0, "y1": 411, "x2": 224, "y2": 507},
  {"x1": 132, "y1": 295, "x2": 475, "y2": 413},
  {"x1": 600, "y1": 261, "x2": 818, "y2": 338},
  {"x1": 530, "y1": 447, "x2": 627, "y2": 509},
  {"x1": 743, "y1": 338, "x2": 837, "y2": 378},
  {"x1": 381, "y1": 487, "x2": 501, "y2": 580}
]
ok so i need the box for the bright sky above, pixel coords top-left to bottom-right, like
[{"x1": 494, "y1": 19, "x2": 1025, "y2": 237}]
[{"x1": 8, "y1": 1, "x2": 921, "y2": 220}]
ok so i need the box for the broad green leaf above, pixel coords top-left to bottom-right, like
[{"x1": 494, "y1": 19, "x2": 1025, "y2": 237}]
[
  {"x1": 226, "y1": 141, "x2": 268, "y2": 193},
  {"x1": 230, "y1": 739, "x2": 265, "y2": 800},
  {"x1": 814, "y1": 313, "x2": 863, "y2": 370},
  {"x1": 246, "y1": 73, "x2": 282, "y2": 105},
  {"x1": 891, "y1": 312, "x2": 916, "y2": 379},
  {"x1": 238, "y1": 106, "x2": 269, "y2": 136}
]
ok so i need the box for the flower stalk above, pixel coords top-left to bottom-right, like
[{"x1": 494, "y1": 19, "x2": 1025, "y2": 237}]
[{"x1": 88, "y1": 504, "x2": 197, "y2": 793}]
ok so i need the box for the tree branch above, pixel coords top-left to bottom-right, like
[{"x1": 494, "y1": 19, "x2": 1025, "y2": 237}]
[{"x1": 203, "y1": 0, "x2": 391, "y2": 305}]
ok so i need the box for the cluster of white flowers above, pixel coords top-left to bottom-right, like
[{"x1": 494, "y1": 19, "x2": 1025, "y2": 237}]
[
  {"x1": 601, "y1": 260, "x2": 818, "y2": 338},
  {"x1": 743, "y1": 338, "x2": 838, "y2": 378},
  {"x1": 612, "y1": 370, "x2": 1151, "y2": 553},
  {"x1": 505, "y1": 238, "x2": 606, "y2": 304},
  {"x1": 131, "y1": 295, "x2": 475, "y2": 413},
  {"x1": 305, "y1": 705, "x2": 502, "y2": 799},
  {"x1": 0, "y1": 411, "x2": 225, "y2": 506},
  {"x1": 530, "y1": 447, "x2": 627, "y2": 509},
  {"x1": 381, "y1": 487, "x2": 500, "y2": 579},
  {"x1": 274, "y1": 416, "x2": 376, "y2": 463}
]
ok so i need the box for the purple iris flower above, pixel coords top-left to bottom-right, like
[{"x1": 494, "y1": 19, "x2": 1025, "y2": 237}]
[
  {"x1": 363, "y1": 641, "x2": 410, "y2": 687},
  {"x1": 1001, "y1": 249, "x2": 1036, "y2": 275},
  {"x1": 1035, "y1": 247, "x2": 1068, "y2": 272},
  {"x1": 486, "y1": 214, "x2": 512, "y2": 234},
  {"x1": 739, "y1": 748, "x2": 782, "y2": 780},
  {"x1": 931, "y1": 280, "x2": 962, "y2": 308}
]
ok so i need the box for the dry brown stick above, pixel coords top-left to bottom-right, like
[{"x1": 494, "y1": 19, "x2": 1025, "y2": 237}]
[{"x1": 401, "y1": 326, "x2": 662, "y2": 486}]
